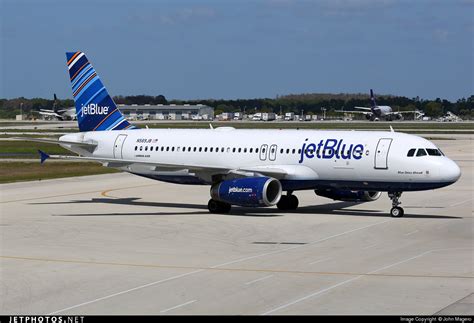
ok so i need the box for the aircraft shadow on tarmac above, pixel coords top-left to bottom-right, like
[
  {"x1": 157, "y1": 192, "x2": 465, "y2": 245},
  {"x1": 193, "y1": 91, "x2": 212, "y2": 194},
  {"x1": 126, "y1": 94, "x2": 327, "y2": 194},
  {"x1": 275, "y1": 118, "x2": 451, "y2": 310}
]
[{"x1": 30, "y1": 197, "x2": 462, "y2": 219}]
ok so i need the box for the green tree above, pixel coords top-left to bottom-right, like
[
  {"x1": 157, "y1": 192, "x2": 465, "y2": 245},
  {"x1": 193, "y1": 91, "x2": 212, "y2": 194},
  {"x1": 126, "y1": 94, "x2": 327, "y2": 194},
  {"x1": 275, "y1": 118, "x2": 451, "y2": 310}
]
[{"x1": 424, "y1": 102, "x2": 443, "y2": 117}]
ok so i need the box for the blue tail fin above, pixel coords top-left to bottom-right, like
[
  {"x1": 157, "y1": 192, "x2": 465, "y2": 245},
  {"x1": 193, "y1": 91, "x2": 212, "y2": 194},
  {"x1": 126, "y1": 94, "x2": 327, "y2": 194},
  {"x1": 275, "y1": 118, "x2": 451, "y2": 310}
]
[
  {"x1": 369, "y1": 89, "x2": 377, "y2": 111},
  {"x1": 65, "y1": 51, "x2": 135, "y2": 132}
]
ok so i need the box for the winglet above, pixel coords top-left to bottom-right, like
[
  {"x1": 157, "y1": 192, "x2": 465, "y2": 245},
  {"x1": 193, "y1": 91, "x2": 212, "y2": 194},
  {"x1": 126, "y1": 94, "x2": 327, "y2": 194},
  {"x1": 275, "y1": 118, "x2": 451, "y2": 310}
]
[{"x1": 38, "y1": 150, "x2": 50, "y2": 164}]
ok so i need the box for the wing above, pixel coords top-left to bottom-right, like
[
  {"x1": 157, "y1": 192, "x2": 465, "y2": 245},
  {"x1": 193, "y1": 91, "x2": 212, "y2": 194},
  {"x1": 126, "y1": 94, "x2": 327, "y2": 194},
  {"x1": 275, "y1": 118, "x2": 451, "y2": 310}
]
[
  {"x1": 353, "y1": 106, "x2": 372, "y2": 111},
  {"x1": 38, "y1": 151, "x2": 319, "y2": 181}
]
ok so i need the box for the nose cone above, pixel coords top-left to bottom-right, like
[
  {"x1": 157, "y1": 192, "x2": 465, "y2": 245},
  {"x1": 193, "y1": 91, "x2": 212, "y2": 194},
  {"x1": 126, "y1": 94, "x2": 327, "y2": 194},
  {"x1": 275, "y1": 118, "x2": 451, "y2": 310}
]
[{"x1": 442, "y1": 159, "x2": 461, "y2": 183}]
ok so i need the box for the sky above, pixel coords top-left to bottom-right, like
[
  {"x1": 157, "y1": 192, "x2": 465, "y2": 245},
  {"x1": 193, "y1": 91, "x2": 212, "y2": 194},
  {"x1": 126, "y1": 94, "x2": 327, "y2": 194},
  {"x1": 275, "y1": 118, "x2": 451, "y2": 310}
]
[{"x1": 1, "y1": 0, "x2": 473, "y2": 101}]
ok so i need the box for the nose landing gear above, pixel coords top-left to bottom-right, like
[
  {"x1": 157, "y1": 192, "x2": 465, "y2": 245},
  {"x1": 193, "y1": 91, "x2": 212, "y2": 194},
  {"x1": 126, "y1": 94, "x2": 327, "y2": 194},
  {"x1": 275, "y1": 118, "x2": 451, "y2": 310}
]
[{"x1": 388, "y1": 192, "x2": 404, "y2": 217}]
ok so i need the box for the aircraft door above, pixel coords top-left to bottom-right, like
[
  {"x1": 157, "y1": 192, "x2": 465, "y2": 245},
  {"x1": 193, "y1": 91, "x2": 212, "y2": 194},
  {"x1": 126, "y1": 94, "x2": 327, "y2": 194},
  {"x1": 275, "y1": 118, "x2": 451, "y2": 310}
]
[
  {"x1": 374, "y1": 138, "x2": 392, "y2": 169},
  {"x1": 269, "y1": 144, "x2": 277, "y2": 161},
  {"x1": 113, "y1": 134, "x2": 128, "y2": 159},
  {"x1": 259, "y1": 144, "x2": 268, "y2": 161}
]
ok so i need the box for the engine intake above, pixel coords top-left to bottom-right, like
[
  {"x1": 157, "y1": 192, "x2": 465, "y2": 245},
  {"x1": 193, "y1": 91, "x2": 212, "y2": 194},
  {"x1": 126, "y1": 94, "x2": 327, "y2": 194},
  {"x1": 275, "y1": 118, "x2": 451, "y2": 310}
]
[
  {"x1": 211, "y1": 177, "x2": 282, "y2": 207},
  {"x1": 315, "y1": 189, "x2": 381, "y2": 202}
]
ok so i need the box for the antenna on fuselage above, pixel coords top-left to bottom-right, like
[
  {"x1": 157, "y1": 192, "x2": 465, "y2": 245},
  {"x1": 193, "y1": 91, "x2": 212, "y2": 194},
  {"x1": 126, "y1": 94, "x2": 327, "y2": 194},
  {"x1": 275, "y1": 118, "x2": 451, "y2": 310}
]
[
  {"x1": 390, "y1": 125, "x2": 394, "y2": 132},
  {"x1": 209, "y1": 123, "x2": 214, "y2": 130}
]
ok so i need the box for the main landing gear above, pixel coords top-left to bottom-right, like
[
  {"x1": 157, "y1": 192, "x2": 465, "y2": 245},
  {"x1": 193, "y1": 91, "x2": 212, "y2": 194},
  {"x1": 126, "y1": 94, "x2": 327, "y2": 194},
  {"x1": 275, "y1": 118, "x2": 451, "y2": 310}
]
[
  {"x1": 277, "y1": 192, "x2": 299, "y2": 211},
  {"x1": 208, "y1": 199, "x2": 231, "y2": 214},
  {"x1": 388, "y1": 192, "x2": 404, "y2": 217}
]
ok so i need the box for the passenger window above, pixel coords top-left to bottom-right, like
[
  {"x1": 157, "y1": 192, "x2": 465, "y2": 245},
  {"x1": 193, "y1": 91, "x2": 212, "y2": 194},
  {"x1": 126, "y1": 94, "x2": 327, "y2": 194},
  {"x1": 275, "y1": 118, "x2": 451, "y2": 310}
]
[
  {"x1": 298, "y1": 149, "x2": 301, "y2": 154},
  {"x1": 255, "y1": 148, "x2": 259, "y2": 153},
  {"x1": 135, "y1": 146, "x2": 138, "y2": 151},
  {"x1": 172, "y1": 147, "x2": 175, "y2": 152},
  {"x1": 238, "y1": 148, "x2": 242, "y2": 153},
  {"x1": 232, "y1": 148, "x2": 236, "y2": 153},
  {"x1": 156, "y1": 147, "x2": 159, "y2": 151},
  {"x1": 286, "y1": 149, "x2": 290, "y2": 154},
  {"x1": 407, "y1": 148, "x2": 416, "y2": 157},
  {"x1": 166, "y1": 147, "x2": 169, "y2": 152},
  {"x1": 416, "y1": 149, "x2": 427, "y2": 157},
  {"x1": 280, "y1": 148, "x2": 284, "y2": 154},
  {"x1": 250, "y1": 148, "x2": 253, "y2": 153},
  {"x1": 244, "y1": 148, "x2": 247, "y2": 153},
  {"x1": 145, "y1": 146, "x2": 148, "y2": 151},
  {"x1": 426, "y1": 148, "x2": 442, "y2": 156},
  {"x1": 139, "y1": 146, "x2": 143, "y2": 151},
  {"x1": 161, "y1": 147, "x2": 164, "y2": 151},
  {"x1": 292, "y1": 149, "x2": 296, "y2": 154},
  {"x1": 204, "y1": 147, "x2": 208, "y2": 152},
  {"x1": 199, "y1": 147, "x2": 202, "y2": 152},
  {"x1": 221, "y1": 147, "x2": 224, "y2": 152},
  {"x1": 210, "y1": 147, "x2": 213, "y2": 152}
]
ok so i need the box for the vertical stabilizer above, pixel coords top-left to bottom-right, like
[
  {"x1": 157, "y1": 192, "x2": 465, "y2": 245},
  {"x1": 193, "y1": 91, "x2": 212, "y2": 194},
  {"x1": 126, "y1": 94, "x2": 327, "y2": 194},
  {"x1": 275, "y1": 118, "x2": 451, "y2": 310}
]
[{"x1": 65, "y1": 51, "x2": 135, "y2": 132}]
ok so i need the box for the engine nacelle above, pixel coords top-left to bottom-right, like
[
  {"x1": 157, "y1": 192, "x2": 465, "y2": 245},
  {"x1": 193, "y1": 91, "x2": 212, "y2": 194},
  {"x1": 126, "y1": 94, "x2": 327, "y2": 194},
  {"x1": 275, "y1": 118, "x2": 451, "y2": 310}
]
[
  {"x1": 315, "y1": 189, "x2": 382, "y2": 202},
  {"x1": 211, "y1": 177, "x2": 282, "y2": 207}
]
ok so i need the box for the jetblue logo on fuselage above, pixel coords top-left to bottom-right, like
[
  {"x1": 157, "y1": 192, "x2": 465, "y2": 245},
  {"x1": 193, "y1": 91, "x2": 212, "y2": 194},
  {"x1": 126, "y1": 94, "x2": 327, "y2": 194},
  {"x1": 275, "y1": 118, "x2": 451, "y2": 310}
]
[
  {"x1": 81, "y1": 103, "x2": 109, "y2": 117},
  {"x1": 298, "y1": 138, "x2": 364, "y2": 164}
]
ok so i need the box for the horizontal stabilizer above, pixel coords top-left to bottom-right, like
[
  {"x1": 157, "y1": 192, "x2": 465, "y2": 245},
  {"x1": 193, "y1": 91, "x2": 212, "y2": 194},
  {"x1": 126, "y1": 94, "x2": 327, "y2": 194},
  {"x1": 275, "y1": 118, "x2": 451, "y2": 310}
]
[
  {"x1": 38, "y1": 150, "x2": 50, "y2": 164},
  {"x1": 11, "y1": 137, "x2": 97, "y2": 147}
]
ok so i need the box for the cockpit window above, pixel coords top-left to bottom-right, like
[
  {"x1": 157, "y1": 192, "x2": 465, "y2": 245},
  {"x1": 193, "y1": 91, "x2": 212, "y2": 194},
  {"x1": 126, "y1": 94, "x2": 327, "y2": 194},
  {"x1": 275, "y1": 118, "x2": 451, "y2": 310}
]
[
  {"x1": 426, "y1": 148, "x2": 442, "y2": 156},
  {"x1": 407, "y1": 148, "x2": 416, "y2": 157},
  {"x1": 416, "y1": 148, "x2": 427, "y2": 157}
]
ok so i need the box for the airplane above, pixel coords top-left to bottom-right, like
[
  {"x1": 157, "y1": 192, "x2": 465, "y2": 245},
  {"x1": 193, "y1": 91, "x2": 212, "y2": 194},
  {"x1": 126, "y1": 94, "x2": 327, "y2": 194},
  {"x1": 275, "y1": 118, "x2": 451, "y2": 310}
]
[
  {"x1": 337, "y1": 89, "x2": 418, "y2": 121},
  {"x1": 36, "y1": 94, "x2": 76, "y2": 121},
  {"x1": 21, "y1": 51, "x2": 461, "y2": 218}
]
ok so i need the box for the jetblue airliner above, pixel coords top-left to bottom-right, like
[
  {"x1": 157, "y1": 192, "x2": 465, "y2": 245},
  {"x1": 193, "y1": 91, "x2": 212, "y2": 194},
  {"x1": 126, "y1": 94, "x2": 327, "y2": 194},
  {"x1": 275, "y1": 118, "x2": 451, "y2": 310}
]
[
  {"x1": 28, "y1": 52, "x2": 461, "y2": 217},
  {"x1": 337, "y1": 89, "x2": 418, "y2": 121}
]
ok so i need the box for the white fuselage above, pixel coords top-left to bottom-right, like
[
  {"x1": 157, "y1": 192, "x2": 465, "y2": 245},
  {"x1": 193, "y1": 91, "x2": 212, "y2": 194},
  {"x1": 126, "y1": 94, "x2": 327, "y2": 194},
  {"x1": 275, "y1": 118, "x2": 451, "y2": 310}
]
[{"x1": 59, "y1": 128, "x2": 460, "y2": 192}]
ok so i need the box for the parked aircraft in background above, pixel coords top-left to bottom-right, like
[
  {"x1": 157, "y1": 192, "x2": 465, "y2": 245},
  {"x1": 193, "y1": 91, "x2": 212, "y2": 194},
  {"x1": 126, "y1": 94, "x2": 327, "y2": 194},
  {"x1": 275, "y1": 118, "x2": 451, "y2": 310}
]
[
  {"x1": 22, "y1": 52, "x2": 460, "y2": 217},
  {"x1": 337, "y1": 89, "x2": 419, "y2": 121},
  {"x1": 36, "y1": 94, "x2": 76, "y2": 121}
]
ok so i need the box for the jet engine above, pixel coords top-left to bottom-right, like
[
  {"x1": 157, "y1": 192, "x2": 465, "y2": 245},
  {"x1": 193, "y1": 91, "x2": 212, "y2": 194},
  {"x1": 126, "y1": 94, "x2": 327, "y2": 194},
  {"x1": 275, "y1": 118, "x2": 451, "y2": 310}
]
[
  {"x1": 211, "y1": 177, "x2": 282, "y2": 207},
  {"x1": 315, "y1": 189, "x2": 382, "y2": 202}
]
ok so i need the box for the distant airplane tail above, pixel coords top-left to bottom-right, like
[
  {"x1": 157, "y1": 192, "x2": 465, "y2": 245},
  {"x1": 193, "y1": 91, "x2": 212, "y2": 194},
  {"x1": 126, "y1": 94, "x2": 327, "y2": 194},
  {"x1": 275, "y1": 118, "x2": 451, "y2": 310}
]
[
  {"x1": 369, "y1": 89, "x2": 377, "y2": 111},
  {"x1": 65, "y1": 51, "x2": 135, "y2": 132}
]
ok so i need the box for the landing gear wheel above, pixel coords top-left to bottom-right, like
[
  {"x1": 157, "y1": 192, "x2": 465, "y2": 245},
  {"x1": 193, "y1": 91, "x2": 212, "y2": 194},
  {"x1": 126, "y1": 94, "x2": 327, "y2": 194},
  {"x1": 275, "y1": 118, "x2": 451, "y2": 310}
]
[
  {"x1": 388, "y1": 192, "x2": 404, "y2": 218},
  {"x1": 390, "y1": 206, "x2": 404, "y2": 217},
  {"x1": 208, "y1": 199, "x2": 231, "y2": 214},
  {"x1": 277, "y1": 194, "x2": 299, "y2": 211},
  {"x1": 288, "y1": 195, "x2": 299, "y2": 210}
]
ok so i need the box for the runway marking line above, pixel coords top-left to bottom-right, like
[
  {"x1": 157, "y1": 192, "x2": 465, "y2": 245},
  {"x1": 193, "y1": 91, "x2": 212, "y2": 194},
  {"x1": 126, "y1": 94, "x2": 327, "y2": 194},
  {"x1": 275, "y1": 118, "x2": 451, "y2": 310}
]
[
  {"x1": 1, "y1": 183, "x2": 158, "y2": 204},
  {"x1": 160, "y1": 300, "x2": 197, "y2": 313},
  {"x1": 2, "y1": 254, "x2": 472, "y2": 280},
  {"x1": 245, "y1": 275, "x2": 274, "y2": 285},
  {"x1": 11, "y1": 221, "x2": 468, "y2": 314},
  {"x1": 48, "y1": 270, "x2": 204, "y2": 315},
  {"x1": 308, "y1": 257, "x2": 332, "y2": 265},
  {"x1": 261, "y1": 247, "x2": 474, "y2": 315}
]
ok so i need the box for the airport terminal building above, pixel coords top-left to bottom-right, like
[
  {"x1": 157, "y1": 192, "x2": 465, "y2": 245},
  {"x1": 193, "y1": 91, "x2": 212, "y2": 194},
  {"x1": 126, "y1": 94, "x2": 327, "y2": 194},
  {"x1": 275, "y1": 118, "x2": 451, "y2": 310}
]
[{"x1": 118, "y1": 104, "x2": 214, "y2": 121}]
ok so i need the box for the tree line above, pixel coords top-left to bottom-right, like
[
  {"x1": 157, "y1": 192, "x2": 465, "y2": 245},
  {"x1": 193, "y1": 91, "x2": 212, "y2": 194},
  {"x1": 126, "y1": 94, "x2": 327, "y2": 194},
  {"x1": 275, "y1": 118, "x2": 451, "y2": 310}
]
[{"x1": 1, "y1": 93, "x2": 473, "y2": 119}]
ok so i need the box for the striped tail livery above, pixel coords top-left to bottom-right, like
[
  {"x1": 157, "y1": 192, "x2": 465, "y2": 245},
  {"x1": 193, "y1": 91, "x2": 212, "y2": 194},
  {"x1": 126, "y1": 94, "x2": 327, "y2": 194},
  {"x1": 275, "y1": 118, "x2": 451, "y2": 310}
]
[{"x1": 66, "y1": 51, "x2": 135, "y2": 132}]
